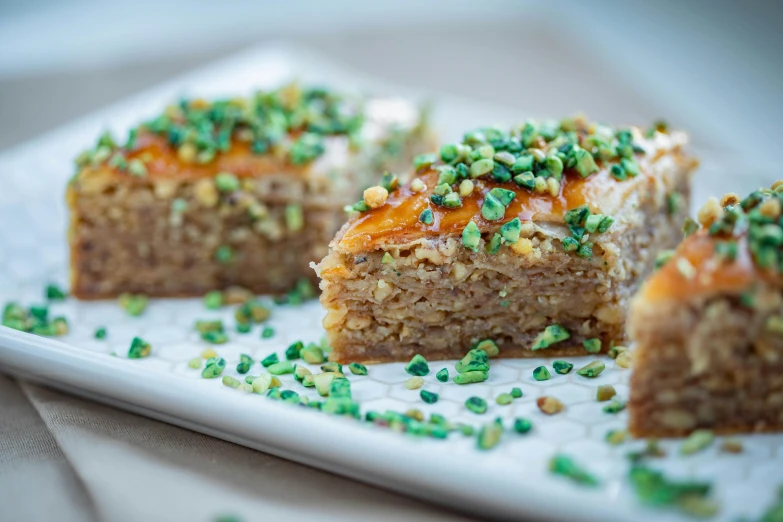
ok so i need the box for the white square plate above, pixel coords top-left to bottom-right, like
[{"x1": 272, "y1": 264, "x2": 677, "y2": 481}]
[{"x1": 0, "y1": 43, "x2": 780, "y2": 522}]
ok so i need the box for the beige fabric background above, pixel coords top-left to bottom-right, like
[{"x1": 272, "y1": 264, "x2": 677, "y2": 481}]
[{"x1": 0, "y1": 10, "x2": 777, "y2": 520}]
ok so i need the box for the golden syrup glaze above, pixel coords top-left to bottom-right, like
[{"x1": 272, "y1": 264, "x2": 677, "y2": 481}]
[
  {"x1": 76, "y1": 131, "x2": 309, "y2": 185},
  {"x1": 641, "y1": 231, "x2": 780, "y2": 303}
]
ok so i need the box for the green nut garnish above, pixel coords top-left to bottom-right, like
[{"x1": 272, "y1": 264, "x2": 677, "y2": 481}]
[
  {"x1": 119, "y1": 293, "x2": 148, "y2": 316},
  {"x1": 203, "y1": 290, "x2": 223, "y2": 310},
  {"x1": 552, "y1": 360, "x2": 573, "y2": 374},
  {"x1": 476, "y1": 419, "x2": 503, "y2": 450},
  {"x1": 419, "y1": 208, "x2": 434, "y2": 225},
  {"x1": 201, "y1": 357, "x2": 226, "y2": 379},
  {"x1": 128, "y1": 336, "x2": 151, "y2": 359},
  {"x1": 495, "y1": 393, "x2": 513, "y2": 406},
  {"x1": 435, "y1": 368, "x2": 449, "y2": 382},
  {"x1": 577, "y1": 360, "x2": 605, "y2": 378},
  {"x1": 285, "y1": 341, "x2": 304, "y2": 360},
  {"x1": 500, "y1": 218, "x2": 521, "y2": 243},
  {"x1": 549, "y1": 454, "x2": 599, "y2": 487},
  {"x1": 583, "y1": 338, "x2": 602, "y2": 354},
  {"x1": 94, "y1": 327, "x2": 107, "y2": 340},
  {"x1": 481, "y1": 193, "x2": 506, "y2": 221},
  {"x1": 405, "y1": 354, "x2": 430, "y2": 376},
  {"x1": 348, "y1": 362, "x2": 368, "y2": 376},
  {"x1": 680, "y1": 429, "x2": 714, "y2": 455},
  {"x1": 236, "y1": 353, "x2": 254, "y2": 374},
  {"x1": 261, "y1": 326, "x2": 275, "y2": 339},
  {"x1": 45, "y1": 284, "x2": 67, "y2": 301},
  {"x1": 465, "y1": 396, "x2": 488, "y2": 414},
  {"x1": 513, "y1": 418, "x2": 532, "y2": 434},
  {"x1": 420, "y1": 390, "x2": 439, "y2": 404},
  {"x1": 462, "y1": 220, "x2": 481, "y2": 252},
  {"x1": 533, "y1": 366, "x2": 551, "y2": 381},
  {"x1": 300, "y1": 346, "x2": 325, "y2": 364},
  {"x1": 453, "y1": 370, "x2": 489, "y2": 385},
  {"x1": 510, "y1": 387, "x2": 523, "y2": 398},
  {"x1": 532, "y1": 324, "x2": 570, "y2": 350},
  {"x1": 473, "y1": 339, "x2": 499, "y2": 357},
  {"x1": 260, "y1": 352, "x2": 280, "y2": 368}
]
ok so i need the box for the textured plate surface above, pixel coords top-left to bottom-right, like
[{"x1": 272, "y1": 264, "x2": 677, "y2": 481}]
[{"x1": 0, "y1": 44, "x2": 781, "y2": 522}]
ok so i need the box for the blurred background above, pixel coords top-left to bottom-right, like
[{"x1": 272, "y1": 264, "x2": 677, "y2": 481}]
[{"x1": 1, "y1": 0, "x2": 782, "y2": 177}]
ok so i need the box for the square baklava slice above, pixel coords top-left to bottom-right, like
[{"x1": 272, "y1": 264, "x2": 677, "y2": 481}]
[
  {"x1": 67, "y1": 84, "x2": 434, "y2": 298},
  {"x1": 315, "y1": 117, "x2": 697, "y2": 363},
  {"x1": 629, "y1": 183, "x2": 783, "y2": 437}
]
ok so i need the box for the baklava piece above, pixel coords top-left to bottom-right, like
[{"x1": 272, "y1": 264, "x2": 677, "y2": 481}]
[
  {"x1": 315, "y1": 117, "x2": 697, "y2": 362},
  {"x1": 67, "y1": 84, "x2": 434, "y2": 298},
  {"x1": 629, "y1": 183, "x2": 783, "y2": 437}
]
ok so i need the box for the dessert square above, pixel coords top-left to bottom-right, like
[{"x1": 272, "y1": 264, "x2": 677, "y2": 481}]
[
  {"x1": 629, "y1": 183, "x2": 783, "y2": 437},
  {"x1": 315, "y1": 117, "x2": 697, "y2": 363},
  {"x1": 67, "y1": 84, "x2": 434, "y2": 298}
]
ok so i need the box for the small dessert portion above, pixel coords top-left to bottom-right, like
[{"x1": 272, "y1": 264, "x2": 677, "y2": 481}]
[
  {"x1": 67, "y1": 84, "x2": 434, "y2": 299},
  {"x1": 315, "y1": 117, "x2": 697, "y2": 363},
  {"x1": 629, "y1": 183, "x2": 783, "y2": 437}
]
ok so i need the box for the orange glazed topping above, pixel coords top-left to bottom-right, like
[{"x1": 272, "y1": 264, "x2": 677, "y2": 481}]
[
  {"x1": 338, "y1": 166, "x2": 623, "y2": 252},
  {"x1": 337, "y1": 118, "x2": 689, "y2": 254},
  {"x1": 642, "y1": 184, "x2": 783, "y2": 302}
]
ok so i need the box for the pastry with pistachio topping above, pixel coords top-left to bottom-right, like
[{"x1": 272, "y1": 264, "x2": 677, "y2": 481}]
[
  {"x1": 314, "y1": 116, "x2": 697, "y2": 363},
  {"x1": 66, "y1": 83, "x2": 434, "y2": 298},
  {"x1": 629, "y1": 182, "x2": 783, "y2": 437}
]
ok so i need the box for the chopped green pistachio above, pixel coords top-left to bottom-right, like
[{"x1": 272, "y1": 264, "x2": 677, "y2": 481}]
[
  {"x1": 419, "y1": 208, "x2": 434, "y2": 225},
  {"x1": 381, "y1": 172, "x2": 399, "y2": 192},
  {"x1": 201, "y1": 330, "x2": 228, "y2": 344},
  {"x1": 267, "y1": 361, "x2": 294, "y2": 375},
  {"x1": 485, "y1": 233, "x2": 502, "y2": 254},
  {"x1": 596, "y1": 384, "x2": 617, "y2": 402},
  {"x1": 235, "y1": 299, "x2": 271, "y2": 323},
  {"x1": 222, "y1": 376, "x2": 241, "y2": 389},
  {"x1": 119, "y1": 293, "x2": 148, "y2": 316},
  {"x1": 477, "y1": 419, "x2": 503, "y2": 450},
  {"x1": 420, "y1": 390, "x2": 439, "y2": 404},
  {"x1": 496, "y1": 393, "x2": 513, "y2": 406},
  {"x1": 654, "y1": 250, "x2": 675, "y2": 269},
  {"x1": 127, "y1": 159, "x2": 147, "y2": 177},
  {"x1": 348, "y1": 362, "x2": 368, "y2": 376},
  {"x1": 203, "y1": 290, "x2": 223, "y2": 310},
  {"x1": 187, "y1": 357, "x2": 202, "y2": 369},
  {"x1": 513, "y1": 172, "x2": 536, "y2": 190},
  {"x1": 321, "y1": 361, "x2": 343, "y2": 373},
  {"x1": 201, "y1": 357, "x2": 226, "y2": 378},
  {"x1": 128, "y1": 337, "x2": 151, "y2": 359},
  {"x1": 404, "y1": 376, "x2": 424, "y2": 390},
  {"x1": 572, "y1": 147, "x2": 599, "y2": 177},
  {"x1": 489, "y1": 187, "x2": 515, "y2": 206},
  {"x1": 583, "y1": 338, "x2": 602, "y2": 354},
  {"x1": 564, "y1": 205, "x2": 590, "y2": 227},
  {"x1": 474, "y1": 339, "x2": 500, "y2": 357},
  {"x1": 235, "y1": 322, "x2": 251, "y2": 334},
  {"x1": 462, "y1": 220, "x2": 481, "y2": 251},
  {"x1": 605, "y1": 429, "x2": 627, "y2": 446},
  {"x1": 195, "y1": 320, "x2": 224, "y2": 334},
  {"x1": 531, "y1": 324, "x2": 570, "y2": 350},
  {"x1": 293, "y1": 365, "x2": 312, "y2": 383},
  {"x1": 260, "y1": 326, "x2": 275, "y2": 339},
  {"x1": 413, "y1": 153, "x2": 437, "y2": 170},
  {"x1": 260, "y1": 352, "x2": 279, "y2": 368},
  {"x1": 500, "y1": 218, "x2": 521, "y2": 243},
  {"x1": 552, "y1": 360, "x2": 574, "y2": 374},
  {"x1": 215, "y1": 245, "x2": 234, "y2": 264},
  {"x1": 510, "y1": 154, "x2": 534, "y2": 173},
  {"x1": 533, "y1": 366, "x2": 551, "y2": 381},
  {"x1": 576, "y1": 243, "x2": 593, "y2": 259},
  {"x1": 513, "y1": 418, "x2": 533, "y2": 434},
  {"x1": 330, "y1": 377, "x2": 352, "y2": 399},
  {"x1": 603, "y1": 400, "x2": 626, "y2": 414},
  {"x1": 442, "y1": 192, "x2": 462, "y2": 208},
  {"x1": 577, "y1": 360, "x2": 606, "y2": 378},
  {"x1": 285, "y1": 204, "x2": 304, "y2": 232},
  {"x1": 562, "y1": 237, "x2": 580, "y2": 252},
  {"x1": 621, "y1": 158, "x2": 639, "y2": 176},
  {"x1": 667, "y1": 192, "x2": 683, "y2": 215},
  {"x1": 683, "y1": 217, "x2": 700, "y2": 237},
  {"x1": 680, "y1": 429, "x2": 714, "y2": 455},
  {"x1": 549, "y1": 454, "x2": 600, "y2": 487},
  {"x1": 465, "y1": 396, "x2": 488, "y2": 414},
  {"x1": 469, "y1": 158, "x2": 494, "y2": 178},
  {"x1": 455, "y1": 348, "x2": 490, "y2": 373},
  {"x1": 405, "y1": 354, "x2": 430, "y2": 376},
  {"x1": 300, "y1": 346, "x2": 325, "y2": 364},
  {"x1": 453, "y1": 370, "x2": 489, "y2": 385},
  {"x1": 285, "y1": 341, "x2": 304, "y2": 360},
  {"x1": 314, "y1": 373, "x2": 337, "y2": 397},
  {"x1": 215, "y1": 171, "x2": 240, "y2": 192},
  {"x1": 381, "y1": 252, "x2": 394, "y2": 264},
  {"x1": 629, "y1": 465, "x2": 716, "y2": 518},
  {"x1": 45, "y1": 284, "x2": 67, "y2": 301},
  {"x1": 510, "y1": 387, "x2": 523, "y2": 399},
  {"x1": 94, "y1": 327, "x2": 107, "y2": 339},
  {"x1": 481, "y1": 193, "x2": 506, "y2": 221},
  {"x1": 236, "y1": 354, "x2": 254, "y2": 374},
  {"x1": 435, "y1": 368, "x2": 449, "y2": 382},
  {"x1": 715, "y1": 240, "x2": 738, "y2": 262}
]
